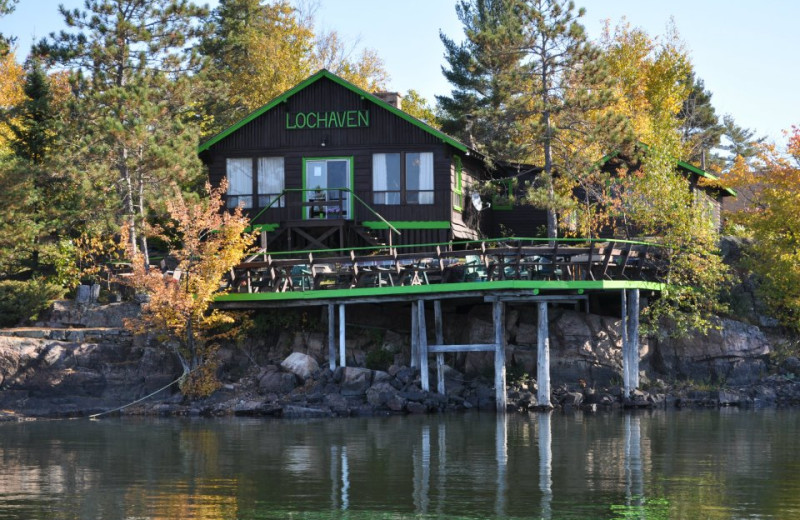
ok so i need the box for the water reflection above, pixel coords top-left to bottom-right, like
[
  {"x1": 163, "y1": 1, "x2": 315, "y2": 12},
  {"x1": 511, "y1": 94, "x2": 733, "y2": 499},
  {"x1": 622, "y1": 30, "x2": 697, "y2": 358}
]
[{"x1": 1, "y1": 411, "x2": 800, "y2": 519}]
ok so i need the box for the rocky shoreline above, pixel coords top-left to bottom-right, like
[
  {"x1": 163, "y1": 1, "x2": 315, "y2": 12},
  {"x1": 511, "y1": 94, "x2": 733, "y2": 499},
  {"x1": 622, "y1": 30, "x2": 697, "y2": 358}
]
[{"x1": 0, "y1": 300, "x2": 798, "y2": 421}]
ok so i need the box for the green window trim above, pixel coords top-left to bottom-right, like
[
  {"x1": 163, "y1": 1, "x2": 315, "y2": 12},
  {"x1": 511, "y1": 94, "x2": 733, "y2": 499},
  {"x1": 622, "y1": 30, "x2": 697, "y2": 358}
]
[
  {"x1": 453, "y1": 155, "x2": 463, "y2": 212},
  {"x1": 361, "y1": 221, "x2": 450, "y2": 230},
  {"x1": 301, "y1": 156, "x2": 355, "y2": 220},
  {"x1": 492, "y1": 178, "x2": 514, "y2": 210}
]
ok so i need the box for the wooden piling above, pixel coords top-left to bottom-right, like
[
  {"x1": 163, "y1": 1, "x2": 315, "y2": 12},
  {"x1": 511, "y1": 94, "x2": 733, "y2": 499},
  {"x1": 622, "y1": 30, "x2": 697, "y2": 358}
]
[
  {"x1": 418, "y1": 300, "x2": 429, "y2": 391},
  {"x1": 411, "y1": 301, "x2": 419, "y2": 369},
  {"x1": 338, "y1": 304, "x2": 346, "y2": 367},
  {"x1": 627, "y1": 289, "x2": 640, "y2": 391},
  {"x1": 621, "y1": 290, "x2": 630, "y2": 397},
  {"x1": 328, "y1": 304, "x2": 336, "y2": 370},
  {"x1": 434, "y1": 300, "x2": 445, "y2": 395},
  {"x1": 537, "y1": 301, "x2": 550, "y2": 407},
  {"x1": 493, "y1": 301, "x2": 507, "y2": 412}
]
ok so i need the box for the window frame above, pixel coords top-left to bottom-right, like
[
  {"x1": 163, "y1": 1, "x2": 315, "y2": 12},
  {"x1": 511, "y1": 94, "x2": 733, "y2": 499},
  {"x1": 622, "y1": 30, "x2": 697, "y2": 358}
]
[{"x1": 371, "y1": 151, "x2": 435, "y2": 206}]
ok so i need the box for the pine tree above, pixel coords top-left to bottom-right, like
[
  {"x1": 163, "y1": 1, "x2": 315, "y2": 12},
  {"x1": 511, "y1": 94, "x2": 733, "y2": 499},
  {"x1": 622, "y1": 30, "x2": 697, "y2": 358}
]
[
  {"x1": 720, "y1": 115, "x2": 765, "y2": 168},
  {"x1": 37, "y1": 0, "x2": 209, "y2": 266},
  {"x1": 678, "y1": 73, "x2": 723, "y2": 168},
  {"x1": 0, "y1": 0, "x2": 17, "y2": 55},
  {"x1": 437, "y1": 0, "x2": 530, "y2": 163},
  {"x1": 516, "y1": 0, "x2": 630, "y2": 240}
]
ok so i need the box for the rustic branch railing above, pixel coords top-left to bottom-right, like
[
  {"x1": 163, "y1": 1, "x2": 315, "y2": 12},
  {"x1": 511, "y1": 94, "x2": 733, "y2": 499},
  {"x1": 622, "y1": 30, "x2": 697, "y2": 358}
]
[{"x1": 226, "y1": 237, "x2": 666, "y2": 294}]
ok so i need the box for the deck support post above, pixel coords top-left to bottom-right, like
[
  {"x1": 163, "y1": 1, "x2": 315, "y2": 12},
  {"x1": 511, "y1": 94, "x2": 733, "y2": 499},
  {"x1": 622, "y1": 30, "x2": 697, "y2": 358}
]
[
  {"x1": 411, "y1": 301, "x2": 419, "y2": 368},
  {"x1": 434, "y1": 300, "x2": 445, "y2": 395},
  {"x1": 328, "y1": 304, "x2": 336, "y2": 370},
  {"x1": 338, "y1": 303, "x2": 346, "y2": 368},
  {"x1": 627, "y1": 289, "x2": 640, "y2": 392},
  {"x1": 537, "y1": 301, "x2": 550, "y2": 407},
  {"x1": 493, "y1": 301, "x2": 507, "y2": 412},
  {"x1": 621, "y1": 290, "x2": 630, "y2": 397},
  {"x1": 418, "y1": 300, "x2": 429, "y2": 391}
]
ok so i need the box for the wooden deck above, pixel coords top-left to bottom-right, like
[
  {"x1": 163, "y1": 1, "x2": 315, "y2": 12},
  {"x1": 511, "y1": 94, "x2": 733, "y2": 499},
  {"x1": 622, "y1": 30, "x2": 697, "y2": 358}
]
[{"x1": 221, "y1": 238, "x2": 666, "y2": 304}]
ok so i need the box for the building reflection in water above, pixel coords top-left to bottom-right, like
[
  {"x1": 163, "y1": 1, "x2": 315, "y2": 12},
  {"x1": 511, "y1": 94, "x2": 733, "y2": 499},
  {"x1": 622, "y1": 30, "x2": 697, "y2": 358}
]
[
  {"x1": 496, "y1": 414, "x2": 508, "y2": 517},
  {"x1": 625, "y1": 414, "x2": 644, "y2": 510}
]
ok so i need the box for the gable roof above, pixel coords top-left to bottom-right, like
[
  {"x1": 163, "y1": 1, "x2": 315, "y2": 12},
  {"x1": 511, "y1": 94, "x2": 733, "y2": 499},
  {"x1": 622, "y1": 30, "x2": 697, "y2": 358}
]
[
  {"x1": 603, "y1": 143, "x2": 737, "y2": 197},
  {"x1": 197, "y1": 69, "x2": 472, "y2": 155}
]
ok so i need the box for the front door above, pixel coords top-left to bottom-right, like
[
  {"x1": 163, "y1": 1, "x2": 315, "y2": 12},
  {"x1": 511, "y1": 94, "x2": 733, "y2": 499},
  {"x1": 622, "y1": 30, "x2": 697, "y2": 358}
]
[{"x1": 303, "y1": 157, "x2": 352, "y2": 220}]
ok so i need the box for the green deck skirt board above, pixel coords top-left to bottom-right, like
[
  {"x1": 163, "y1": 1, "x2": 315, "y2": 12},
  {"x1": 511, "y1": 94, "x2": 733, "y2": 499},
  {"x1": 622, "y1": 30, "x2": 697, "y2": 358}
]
[
  {"x1": 245, "y1": 223, "x2": 279, "y2": 232},
  {"x1": 361, "y1": 221, "x2": 451, "y2": 230},
  {"x1": 215, "y1": 280, "x2": 665, "y2": 304}
]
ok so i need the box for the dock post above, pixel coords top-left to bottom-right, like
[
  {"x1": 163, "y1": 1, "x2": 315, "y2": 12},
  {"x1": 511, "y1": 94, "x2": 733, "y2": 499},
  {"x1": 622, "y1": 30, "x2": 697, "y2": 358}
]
[
  {"x1": 418, "y1": 300, "x2": 429, "y2": 391},
  {"x1": 338, "y1": 304, "x2": 346, "y2": 368},
  {"x1": 434, "y1": 300, "x2": 445, "y2": 395},
  {"x1": 537, "y1": 301, "x2": 550, "y2": 407},
  {"x1": 411, "y1": 301, "x2": 419, "y2": 368},
  {"x1": 627, "y1": 289, "x2": 640, "y2": 391},
  {"x1": 328, "y1": 304, "x2": 336, "y2": 370},
  {"x1": 493, "y1": 301, "x2": 507, "y2": 412},
  {"x1": 621, "y1": 290, "x2": 630, "y2": 397}
]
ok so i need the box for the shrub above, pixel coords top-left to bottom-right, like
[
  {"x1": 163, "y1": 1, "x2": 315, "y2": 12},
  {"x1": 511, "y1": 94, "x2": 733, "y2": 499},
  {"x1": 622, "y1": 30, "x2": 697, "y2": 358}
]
[{"x1": 0, "y1": 280, "x2": 66, "y2": 327}]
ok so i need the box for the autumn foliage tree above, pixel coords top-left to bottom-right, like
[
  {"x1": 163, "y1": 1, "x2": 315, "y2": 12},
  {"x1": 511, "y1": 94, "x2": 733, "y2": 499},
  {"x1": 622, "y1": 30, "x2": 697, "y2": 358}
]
[
  {"x1": 726, "y1": 126, "x2": 800, "y2": 332},
  {"x1": 122, "y1": 182, "x2": 255, "y2": 397}
]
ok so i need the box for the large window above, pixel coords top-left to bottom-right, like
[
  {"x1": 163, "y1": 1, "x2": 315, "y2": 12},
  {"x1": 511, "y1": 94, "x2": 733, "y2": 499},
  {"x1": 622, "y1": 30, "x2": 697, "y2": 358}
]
[
  {"x1": 258, "y1": 157, "x2": 285, "y2": 208},
  {"x1": 372, "y1": 152, "x2": 434, "y2": 205},
  {"x1": 226, "y1": 158, "x2": 252, "y2": 209}
]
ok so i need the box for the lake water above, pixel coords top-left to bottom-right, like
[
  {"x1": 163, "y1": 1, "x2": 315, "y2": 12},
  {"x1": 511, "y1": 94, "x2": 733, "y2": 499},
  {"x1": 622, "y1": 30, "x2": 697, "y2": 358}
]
[{"x1": 1, "y1": 410, "x2": 799, "y2": 519}]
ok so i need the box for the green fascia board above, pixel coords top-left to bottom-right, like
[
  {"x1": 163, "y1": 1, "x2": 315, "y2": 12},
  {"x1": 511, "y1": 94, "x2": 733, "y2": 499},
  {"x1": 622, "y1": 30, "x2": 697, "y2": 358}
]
[
  {"x1": 198, "y1": 69, "x2": 470, "y2": 155},
  {"x1": 245, "y1": 223, "x2": 279, "y2": 232},
  {"x1": 361, "y1": 220, "x2": 451, "y2": 230},
  {"x1": 215, "y1": 280, "x2": 665, "y2": 304}
]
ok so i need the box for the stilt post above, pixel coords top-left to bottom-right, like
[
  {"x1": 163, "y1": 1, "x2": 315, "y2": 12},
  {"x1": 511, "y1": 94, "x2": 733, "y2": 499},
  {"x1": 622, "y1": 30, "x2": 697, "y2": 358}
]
[
  {"x1": 328, "y1": 304, "x2": 336, "y2": 371},
  {"x1": 434, "y1": 300, "x2": 445, "y2": 395},
  {"x1": 537, "y1": 301, "x2": 550, "y2": 407},
  {"x1": 418, "y1": 300, "x2": 429, "y2": 391},
  {"x1": 411, "y1": 301, "x2": 419, "y2": 368},
  {"x1": 621, "y1": 290, "x2": 630, "y2": 397},
  {"x1": 493, "y1": 301, "x2": 507, "y2": 412},
  {"x1": 627, "y1": 289, "x2": 640, "y2": 391},
  {"x1": 338, "y1": 304, "x2": 346, "y2": 368}
]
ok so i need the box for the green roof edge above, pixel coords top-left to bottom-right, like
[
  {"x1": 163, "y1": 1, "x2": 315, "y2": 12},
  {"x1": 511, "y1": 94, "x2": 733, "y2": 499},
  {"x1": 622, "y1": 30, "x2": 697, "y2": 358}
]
[{"x1": 198, "y1": 69, "x2": 470, "y2": 154}]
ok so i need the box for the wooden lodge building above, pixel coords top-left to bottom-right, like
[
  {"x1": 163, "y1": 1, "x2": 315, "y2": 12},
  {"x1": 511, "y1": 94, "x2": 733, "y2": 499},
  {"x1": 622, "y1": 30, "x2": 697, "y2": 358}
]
[
  {"x1": 199, "y1": 70, "x2": 733, "y2": 410},
  {"x1": 199, "y1": 69, "x2": 732, "y2": 251}
]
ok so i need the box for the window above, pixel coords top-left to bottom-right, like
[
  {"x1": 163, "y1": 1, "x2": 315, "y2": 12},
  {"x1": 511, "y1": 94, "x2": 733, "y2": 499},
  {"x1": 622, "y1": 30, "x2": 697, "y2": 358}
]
[
  {"x1": 452, "y1": 155, "x2": 463, "y2": 211},
  {"x1": 258, "y1": 157, "x2": 285, "y2": 208},
  {"x1": 226, "y1": 158, "x2": 252, "y2": 209},
  {"x1": 492, "y1": 178, "x2": 514, "y2": 210},
  {"x1": 373, "y1": 153, "x2": 401, "y2": 204},
  {"x1": 372, "y1": 152, "x2": 434, "y2": 205}
]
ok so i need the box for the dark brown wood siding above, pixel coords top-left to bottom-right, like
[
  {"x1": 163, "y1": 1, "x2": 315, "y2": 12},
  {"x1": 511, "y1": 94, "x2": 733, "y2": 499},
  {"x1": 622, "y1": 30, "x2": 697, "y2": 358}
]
[{"x1": 202, "y1": 76, "x2": 456, "y2": 226}]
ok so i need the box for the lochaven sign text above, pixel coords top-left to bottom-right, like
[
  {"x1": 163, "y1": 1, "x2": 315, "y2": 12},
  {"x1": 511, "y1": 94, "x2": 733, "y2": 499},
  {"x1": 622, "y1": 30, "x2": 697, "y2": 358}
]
[{"x1": 286, "y1": 110, "x2": 369, "y2": 130}]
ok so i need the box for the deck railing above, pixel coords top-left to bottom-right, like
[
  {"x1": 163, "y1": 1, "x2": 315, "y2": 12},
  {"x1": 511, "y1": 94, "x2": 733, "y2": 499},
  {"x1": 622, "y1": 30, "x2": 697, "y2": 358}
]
[{"x1": 226, "y1": 237, "x2": 667, "y2": 294}]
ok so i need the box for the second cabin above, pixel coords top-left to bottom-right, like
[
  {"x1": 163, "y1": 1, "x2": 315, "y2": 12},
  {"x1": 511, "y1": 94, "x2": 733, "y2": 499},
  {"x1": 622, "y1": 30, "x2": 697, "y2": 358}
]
[{"x1": 198, "y1": 69, "x2": 486, "y2": 251}]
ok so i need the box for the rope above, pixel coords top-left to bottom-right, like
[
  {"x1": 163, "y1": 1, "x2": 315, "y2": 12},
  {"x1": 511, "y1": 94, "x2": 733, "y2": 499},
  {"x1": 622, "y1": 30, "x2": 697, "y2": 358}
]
[{"x1": 88, "y1": 365, "x2": 192, "y2": 420}]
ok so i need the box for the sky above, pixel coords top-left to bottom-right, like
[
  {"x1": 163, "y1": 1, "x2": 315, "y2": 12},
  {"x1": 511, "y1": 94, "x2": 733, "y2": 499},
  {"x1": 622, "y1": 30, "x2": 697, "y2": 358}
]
[{"x1": 1, "y1": 0, "x2": 797, "y2": 147}]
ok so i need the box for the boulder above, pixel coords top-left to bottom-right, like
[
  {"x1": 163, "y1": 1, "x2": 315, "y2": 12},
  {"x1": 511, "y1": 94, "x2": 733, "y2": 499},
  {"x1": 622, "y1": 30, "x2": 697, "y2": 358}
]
[
  {"x1": 258, "y1": 371, "x2": 297, "y2": 394},
  {"x1": 280, "y1": 352, "x2": 319, "y2": 380},
  {"x1": 340, "y1": 367, "x2": 374, "y2": 396}
]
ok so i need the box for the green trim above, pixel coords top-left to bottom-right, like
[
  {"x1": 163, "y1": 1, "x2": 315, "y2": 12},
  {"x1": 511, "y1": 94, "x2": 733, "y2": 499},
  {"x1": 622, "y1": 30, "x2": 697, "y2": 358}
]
[
  {"x1": 302, "y1": 156, "x2": 354, "y2": 219},
  {"x1": 361, "y1": 221, "x2": 451, "y2": 230},
  {"x1": 245, "y1": 223, "x2": 279, "y2": 232},
  {"x1": 492, "y1": 178, "x2": 514, "y2": 210},
  {"x1": 198, "y1": 69, "x2": 470, "y2": 154},
  {"x1": 215, "y1": 280, "x2": 665, "y2": 304}
]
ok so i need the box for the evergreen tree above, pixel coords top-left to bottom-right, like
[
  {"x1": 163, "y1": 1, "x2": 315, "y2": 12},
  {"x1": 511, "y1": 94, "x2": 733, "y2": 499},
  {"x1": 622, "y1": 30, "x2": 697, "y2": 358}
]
[
  {"x1": 437, "y1": 0, "x2": 530, "y2": 163},
  {"x1": 516, "y1": 0, "x2": 630, "y2": 240},
  {"x1": 0, "y1": 0, "x2": 17, "y2": 55},
  {"x1": 720, "y1": 114, "x2": 765, "y2": 167},
  {"x1": 678, "y1": 73, "x2": 723, "y2": 168},
  {"x1": 36, "y1": 0, "x2": 209, "y2": 266}
]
